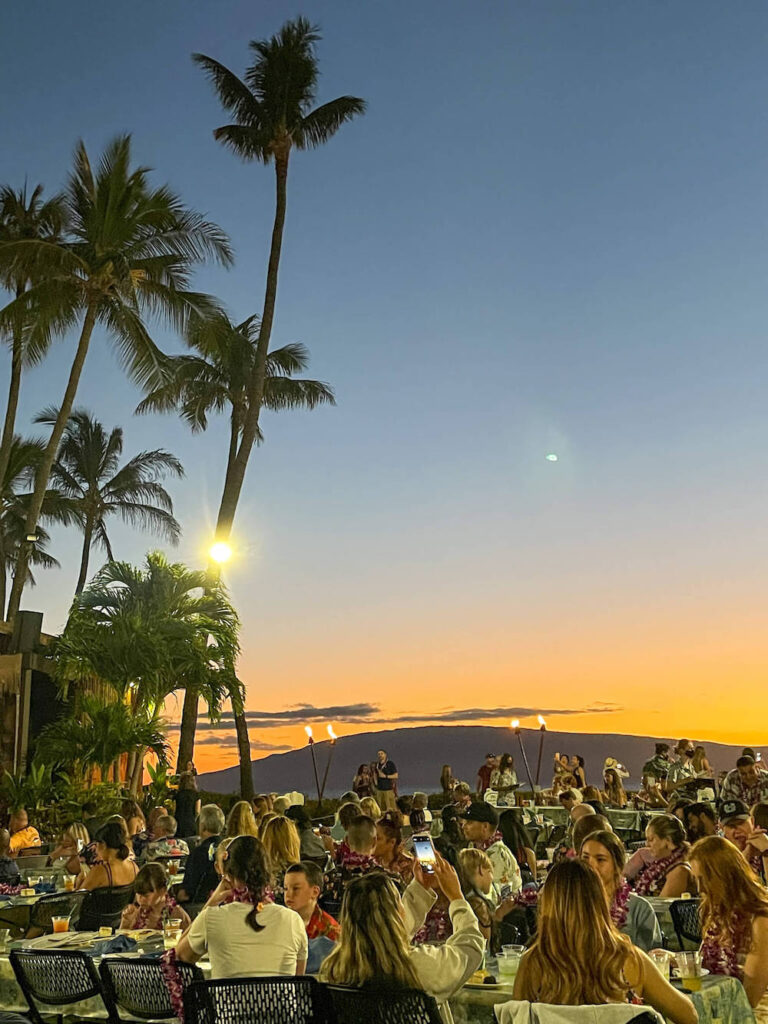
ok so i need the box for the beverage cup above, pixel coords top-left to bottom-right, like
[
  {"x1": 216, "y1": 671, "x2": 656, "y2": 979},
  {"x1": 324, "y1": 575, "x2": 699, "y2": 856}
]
[
  {"x1": 497, "y1": 951, "x2": 521, "y2": 981},
  {"x1": 63, "y1": 875, "x2": 75, "y2": 892},
  {"x1": 52, "y1": 916, "x2": 70, "y2": 934},
  {"x1": 27, "y1": 876, "x2": 41, "y2": 888},
  {"x1": 163, "y1": 923, "x2": 182, "y2": 950},
  {"x1": 677, "y1": 952, "x2": 702, "y2": 991},
  {"x1": 167, "y1": 860, "x2": 178, "y2": 876},
  {"x1": 649, "y1": 950, "x2": 670, "y2": 979}
]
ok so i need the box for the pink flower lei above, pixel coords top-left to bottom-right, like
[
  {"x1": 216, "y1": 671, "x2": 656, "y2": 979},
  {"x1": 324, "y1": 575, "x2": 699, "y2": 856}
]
[
  {"x1": 611, "y1": 881, "x2": 632, "y2": 929},
  {"x1": 700, "y1": 914, "x2": 751, "y2": 979},
  {"x1": 634, "y1": 846, "x2": 686, "y2": 896}
]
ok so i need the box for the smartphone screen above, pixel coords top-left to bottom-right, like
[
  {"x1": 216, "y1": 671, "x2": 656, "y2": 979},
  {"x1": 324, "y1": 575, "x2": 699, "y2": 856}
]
[{"x1": 412, "y1": 835, "x2": 437, "y2": 874}]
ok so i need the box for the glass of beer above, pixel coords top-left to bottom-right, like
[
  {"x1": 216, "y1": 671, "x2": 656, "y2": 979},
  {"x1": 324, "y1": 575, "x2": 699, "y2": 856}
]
[
  {"x1": 166, "y1": 860, "x2": 178, "y2": 876},
  {"x1": 52, "y1": 916, "x2": 71, "y2": 934},
  {"x1": 163, "y1": 923, "x2": 182, "y2": 950},
  {"x1": 63, "y1": 875, "x2": 75, "y2": 891}
]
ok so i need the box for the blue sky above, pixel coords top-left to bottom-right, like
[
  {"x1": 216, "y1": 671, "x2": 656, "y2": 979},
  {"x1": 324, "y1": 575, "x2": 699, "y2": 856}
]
[{"x1": 3, "y1": 1, "x2": 768, "y2": 764}]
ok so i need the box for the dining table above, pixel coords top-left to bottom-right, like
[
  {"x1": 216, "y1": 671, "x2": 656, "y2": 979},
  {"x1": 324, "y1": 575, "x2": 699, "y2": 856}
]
[{"x1": 450, "y1": 971, "x2": 755, "y2": 1024}]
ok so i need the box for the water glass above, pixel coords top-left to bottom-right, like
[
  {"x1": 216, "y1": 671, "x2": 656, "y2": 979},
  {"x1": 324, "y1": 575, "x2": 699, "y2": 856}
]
[
  {"x1": 649, "y1": 950, "x2": 670, "y2": 979},
  {"x1": 497, "y1": 951, "x2": 521, "y2": 982}
]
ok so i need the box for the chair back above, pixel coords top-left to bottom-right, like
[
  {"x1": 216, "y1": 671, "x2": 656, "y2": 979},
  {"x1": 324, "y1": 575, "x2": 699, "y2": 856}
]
[
  {"x1": 324, "y1": 983, "x2": 442, "y2": 1024},
  {"x1": 100, "y1": 956, "x2": 203, "y2": 1022},
  {"x1": 546, "y1": 824, "x2": 567, "y2": 847},
  {"x1": 77, "y1": 883, "x2": 135, "y2": 931},
  {"x1": 17, "y1": 855, "x2": 48, "y2": 871},
  {"x1": 27, "y1": 889, "x2": 88, "y2": 934},
  {"x1": 669, "y1": 898, "x2": 702, "y2": 947},
  {"x1": 185, "y1": 976, "x2": 333, "y2": 1024},
  {"x1": 9, "y1": 949, "x2": 103, "y2": 1024}
]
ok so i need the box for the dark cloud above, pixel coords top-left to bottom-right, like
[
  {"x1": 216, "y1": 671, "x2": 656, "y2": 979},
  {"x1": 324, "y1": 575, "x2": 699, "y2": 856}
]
[
  {"x1": 195, "y1": 703, "x2": 381, "y2": 731},
  {"x1": 394, "y1": 705, "x2": 622, "y2": 723},
  {"x1": 194, "y1": 733, "x2": 289, "y2": 751}
]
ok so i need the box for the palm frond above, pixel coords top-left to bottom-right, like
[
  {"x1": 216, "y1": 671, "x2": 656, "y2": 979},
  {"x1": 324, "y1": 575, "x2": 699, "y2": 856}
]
[{"x1": 297, "y1": 96, "x2": 367, "y2": 149}]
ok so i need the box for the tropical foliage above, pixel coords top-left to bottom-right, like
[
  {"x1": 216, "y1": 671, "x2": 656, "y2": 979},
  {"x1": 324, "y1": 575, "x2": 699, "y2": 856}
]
[{"x1": 37, "y1": 407, "x2": 184, "y2": 593}]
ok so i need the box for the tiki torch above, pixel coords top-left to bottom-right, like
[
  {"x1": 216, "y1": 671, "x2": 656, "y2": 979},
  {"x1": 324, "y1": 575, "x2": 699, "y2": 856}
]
[
  {"x1": 535, "y1": 715, "x2": 547, "y2": 788},
  {"x1": 305, "y1": 726, "x2": 322, "y2": 804},
  {"x1": 318, "y1": 725, "x2": 338, "y2": 805},
  {"x1": 511, "y1": 719, "x2": 536, "y2": 800}
]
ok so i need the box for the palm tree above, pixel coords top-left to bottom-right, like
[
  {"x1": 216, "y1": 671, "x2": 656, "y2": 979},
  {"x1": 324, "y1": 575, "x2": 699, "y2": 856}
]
[
  {"x1": 0, "y1": 183, "x2": 67, "y2": 613},
  {"x1": 0, "y1": 135, "x2": 232, "y2": 621},
  {"x1": 137, "y1": 312, "x2": 335, "y2": 477},
  {"x1": 137, "y1": 312, "x2": 334, "y2": 795},
  {"x1": 1, "y1": 435, "x2": 69, "y2": 614},
  {"x1": 193, "y1": 17, "x2": 364, "y2": 541},
  {"x1": 36, "y1": 407, "x2": 184, "y2": 594},
  {"x1": 54, "y1": 551, "x2": 242, "y2": 793}
]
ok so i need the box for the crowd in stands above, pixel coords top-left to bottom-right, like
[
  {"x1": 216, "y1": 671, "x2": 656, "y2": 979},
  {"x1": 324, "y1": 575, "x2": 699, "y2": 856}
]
[{"x1": 2, "y1": 740, "x2": 768, "y2": 1022}]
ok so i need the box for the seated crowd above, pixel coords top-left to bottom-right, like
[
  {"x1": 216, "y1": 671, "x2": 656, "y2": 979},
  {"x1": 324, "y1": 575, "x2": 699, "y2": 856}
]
[{"x1": 2, "y1": 743, "x2": 768, "y2": 1023}]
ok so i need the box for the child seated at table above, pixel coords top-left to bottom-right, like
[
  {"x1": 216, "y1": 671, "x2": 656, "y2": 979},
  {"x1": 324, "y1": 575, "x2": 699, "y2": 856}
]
[
  {"x1": 458, "y1": 847, "x2": 517, "y2": 953},
  {"x1": 120, "y1": 862, "x2": 190, "y2": 931}
]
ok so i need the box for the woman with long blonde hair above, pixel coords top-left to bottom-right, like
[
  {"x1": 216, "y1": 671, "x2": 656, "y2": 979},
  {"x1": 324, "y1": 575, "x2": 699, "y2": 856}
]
[
  {"x1": 514, "y1": 860, "x2": 695, "y2": 1024},
  {"x1": 226, "y1": 801, "x2": 260, "y2": 839},
  {"x1": 261, "y1": 816, "x2": 301, "y2": 899},
  {"x1": 320, "y1": 852, "x2": 483, "y2": 1023},
  {"x1": 359, "y1": 797, "x2": 381, "y2": 821},
  {"x1": 690, "y1": 836, "x2": 768, "y2": 1019}
]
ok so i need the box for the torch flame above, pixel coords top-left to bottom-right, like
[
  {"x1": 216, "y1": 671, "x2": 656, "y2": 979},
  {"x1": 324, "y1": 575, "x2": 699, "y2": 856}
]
[
  {"x1": 327, "y1": 725, "x2": 337, "y2": 741},
  {"x1": 511, "y1": 719, "x2": 520, "y2": 729},
  {"x1": 538, "y1": 715, "x2": 546, "y2": 727},
  {"x1": 304, "y1": 725, "x2": 313, "y2": 739}
]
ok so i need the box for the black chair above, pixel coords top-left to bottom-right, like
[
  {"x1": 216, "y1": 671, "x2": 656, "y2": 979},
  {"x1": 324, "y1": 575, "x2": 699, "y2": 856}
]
[
  {"x1": 324, "y1": 983, "x2": 443, "y2": 1024},
  {"x1": 185, "y1": 976, "x2": 334, "y2": 1024},
  {"x1": 100, "y1": 956, "x2": 203, "y2": 1022},
  {"x1": 547, "y1": 824, "x2": 567, "y2": 847},
  {"x1": 10, "y1": 948, "x2": 104, "y2": 1024},
  {"x1": 77, "y1": 884, "x2": 134, "y2": 931},
  {"x1": 25, "y1": 890, "x2": 88, "y2": 937},
  {"x1": 670, "y1": 898, "x2": 702, "y2": 948}
]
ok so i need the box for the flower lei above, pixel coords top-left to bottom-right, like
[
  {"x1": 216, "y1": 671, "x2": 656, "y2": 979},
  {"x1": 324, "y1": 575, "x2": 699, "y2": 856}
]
[
  {"x1": 476, "y1": 830, "x2": 504, "y2": 853},
  {"x1": 700, "y1": 915, "x2": 751, "y2": 979},
  {"x1": 611, "y1": 881, "x2": 632, "y2": 929},
  {"x1": 514, "y1": 886, "x2": 540, "y2": 908},
  {"x1": 634, "y1": 847, "x2": 686, "y2": 896},
  {"x1": 0, "y1": 882, "x2": 22, "y2": 896},
  {"x1": 133, "y1": 892, "x2": 178, "y2": 929},
  {"x1": 338, "y1": 847, "x2": 380, "y2": 872}
]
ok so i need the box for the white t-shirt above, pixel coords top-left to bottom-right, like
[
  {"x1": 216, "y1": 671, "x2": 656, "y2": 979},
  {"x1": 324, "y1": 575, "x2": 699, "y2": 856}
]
[{"x1": 187, "y1": 902, "x2": 308, "y2": 979}]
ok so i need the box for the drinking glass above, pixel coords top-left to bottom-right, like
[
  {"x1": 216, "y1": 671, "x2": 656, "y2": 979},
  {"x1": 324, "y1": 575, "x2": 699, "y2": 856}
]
[
  {"x1": 497, "y1": 951, "x2": 521, "y2": 982},
  {"x1": 163, "y1": 923, "x2": 182, "y2": 950},
  {"x1": 27, "y1": 876, "x2": 41, "y2": 888},
  {"x1": 649, "y1": 950, "x2": 670, "y2": 979},
  {"x1": 63, "y1": 875, "x2": 75, "y2": 892},
  {"x1": 52, "y1": 916, "x2": 70, "y2": 934},
  {"x1": 677, "y1": 952, "x2": 702, "y2": 991},
  {"x1": 166, "y1": 860, "x2": 178, "y2": 876}
]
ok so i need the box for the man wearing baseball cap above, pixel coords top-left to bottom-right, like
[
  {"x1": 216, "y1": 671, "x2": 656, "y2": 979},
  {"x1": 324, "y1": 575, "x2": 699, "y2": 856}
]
[
  {"x1": 721, "y1": 800, "x2": 768, "y2": 882},
  {"x1": 458, "y1": 803, "x2": 521, "y2": 893}
]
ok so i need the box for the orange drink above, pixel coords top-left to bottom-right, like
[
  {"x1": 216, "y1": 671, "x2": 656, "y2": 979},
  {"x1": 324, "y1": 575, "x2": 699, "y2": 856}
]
[{"x1": 52, "y1": 916, "x2": 70, "y2": 933}]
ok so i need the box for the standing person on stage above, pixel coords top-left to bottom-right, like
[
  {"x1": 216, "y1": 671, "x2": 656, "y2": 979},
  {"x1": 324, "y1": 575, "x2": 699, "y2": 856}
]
[
  {"x1": 375, "y1": 749, "x2": 399, "y2": 812},
  {"x1": 476, "y1": 754, "x2": 497, "y2": 798}
]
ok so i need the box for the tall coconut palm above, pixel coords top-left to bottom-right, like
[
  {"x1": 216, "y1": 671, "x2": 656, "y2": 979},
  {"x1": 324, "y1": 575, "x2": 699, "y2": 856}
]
[
  {"x1": 137, "y1": 312, "x2": 334, "y2": 794},
  {"x1": 193, "y1": 17, "x2": 364, "y2": 541},
  {"x1": 55, "y1": 551, "x2": 242, "y2": 793},
  {"x1": 0, "y1": 135, "x2": 232, "y2": 621},
  {"x1": 36, "y1": 407, "x2": 184, "y2": 594},
  {"x1": 1, "y1": 435, "x2": 69, "y2": 613},
  {"x1": 0, "y1": 183, "x2": 67, "y2": 614}
]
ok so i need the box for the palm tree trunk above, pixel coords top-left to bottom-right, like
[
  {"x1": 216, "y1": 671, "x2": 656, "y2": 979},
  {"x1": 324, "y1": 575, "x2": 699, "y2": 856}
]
[
  {"x1": 6, "y1": 304, "x2": 97, "y2": 621},
  {"x1": 177, "y1": 684, "x2": 199, "y2": 773},
  {"x1": 0, "y1": 561, "x2": 6, "y2": 624},
  {"x1": 130, "y1": 747, "x2": 145, "y2": 795},
  {"x1": 75, "y1": 516, "x2": 95, "y2": 594},
  {"x1": 229, "y1": 686, "x2": 254, "y2": 801},
  {"x1": 0, "y1": 313, "x2": 24, "y2": 621},
  {"x1": 215, "y1": 152, "x2": 290, "y2": 537}
]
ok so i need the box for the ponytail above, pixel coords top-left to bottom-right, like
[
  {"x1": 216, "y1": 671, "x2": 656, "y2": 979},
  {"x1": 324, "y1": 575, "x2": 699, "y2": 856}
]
[{"x1": 226, "y1": 835, "x2": 271, "y2": 933}]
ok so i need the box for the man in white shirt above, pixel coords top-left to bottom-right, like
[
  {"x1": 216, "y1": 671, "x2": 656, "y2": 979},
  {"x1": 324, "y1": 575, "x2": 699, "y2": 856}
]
[{"x1": 458, "y1": 802, "x2": 522, "y2": 892}]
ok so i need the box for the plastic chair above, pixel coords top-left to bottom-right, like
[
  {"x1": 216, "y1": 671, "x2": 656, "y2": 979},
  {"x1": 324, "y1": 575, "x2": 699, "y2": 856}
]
[
  {"x1": 185, "y1": 976, "x2": 334, "y2": 1024},
  {"x1": 670, "y1": 898, "x2": 702, "y2": 948},
  {"x1": 25, "y1": 889, "x2": 88, "y2": 937},
  {"x1": 100, "y1": 956, "x2": 204, "y2": 1022},
  {"x1": 10, "y1": 948, "x2": 104, "y2": 1024},
  {"x1": 324, "y1": 983, "x2": 443, "y2": 1024},
  {"x1": 77, "y1": 883, "x2": 135, "y2": 931}
]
